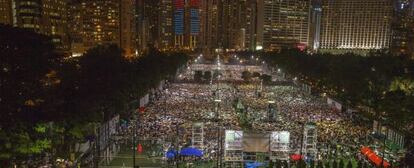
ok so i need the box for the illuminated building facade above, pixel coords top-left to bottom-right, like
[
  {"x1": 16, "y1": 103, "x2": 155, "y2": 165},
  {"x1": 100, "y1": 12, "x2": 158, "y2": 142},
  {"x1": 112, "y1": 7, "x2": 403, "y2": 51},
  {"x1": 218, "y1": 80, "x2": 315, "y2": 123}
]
[
  {"x1": 199, "y1": 0, "x2": 258, "y2": 54},
  {"x1": 258, "y1": 0, "x2": 310, "y2": 51},
  {"x1": 0, "y1": 0, "x2": 14, "y2": 25},
  {"x1": 158, "y1": 0, "x2": 174, "y2": 50},
  {"x1": 189, "y1": 0, "x2": 200, "y2": 49},
  {"x1": 68, "y1": 1, "x2": 120, "y2": 54},
  {"x1": 41, "y1": 0, "x2": 69, "y2": 50},
  {"x1": 120, "y1": 0, "x2": 136, "y2": 57},
  {"x1": 15, "y1": 0, "x2": 42, "y2": 31},
  {"x1": 68, "y1": 0, "x2": 137, "y2": 57},
  {"x1": 1, "y1": 0, "x2": 69, "y2": 51},
  {"x1": 67, "y1": 0, "x2": 84, "y2": 55},
  {"x1": 309, "y1": 0, "x2": 322, "y2": 51},
  {"x1": 320, "y1": 0, "x2": 393, "y2": 52},
  {"x1": 174, "y1": 0, "x2": 185, "y2": 47},
  {"x1": 244, "y1": 0, "x2": 258, "y2": 51},
  {"x1": 173, "y1": 0, "x2": 200, "y2": 50},
  {"x1": 199, "y1": 0, "x2": 220, "y2": 54},
  {"x1": 391, "y1": 0, "x2": 414, "y2": 58},
  {"x1": 218, "y1": 0, "x2": 254, "y2": 50},
  {"x1": 137, "y1": 0, "x2": 160, "y2": 52}
]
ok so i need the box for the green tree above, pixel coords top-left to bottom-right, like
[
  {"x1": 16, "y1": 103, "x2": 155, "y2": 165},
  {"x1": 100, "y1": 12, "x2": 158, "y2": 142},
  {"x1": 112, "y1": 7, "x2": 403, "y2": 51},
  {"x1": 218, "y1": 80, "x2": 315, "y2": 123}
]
[
  {"x1": 252, "y1": 72, "x2": 261, "y2": 78},
  {"x1": 0, "y1": 25, "x2": 63, "y2": 165},
  {"x1": 325, "y1": 160, "x2": 331, "y2": 168},
  {"x1": 310, "y1": 160, "x2": 315, "y2": 168},
  {"x1": 0, "y1": 27, "x2": 190, "y2": 165},
  {"x1": 194, "y1": 71, "x2": 203, "y2": 82},
  {"x1": 260, "y1": 74, "x2": 272, "y2": 84},
  {"x1": 298, "y1": 159, "x2": 307, "y2": 168},
  {"x1": 346, "y1": 160, "x2": 353, "y2": 168},
  {"x1": 332, "y1": 160, "x2": 338, "y2": 168},
  {"x1": 339, "y1": 159, "x2": 344, "y2": 168},
  {"x1": 204, "y1": 71, "x2": 212, "y2": 82},
  {"x1": 241, "y1": 71, "x2": 252, "y2": 81},
  {"x1": 316, "y1": 161, "x2": 323, "y2": 168},
  {"x1": 357, "y1": 160, "x2": 363, "y2": 168},
  {"x1": 262, "y1": 48, "x2": 414, "y2": 134},
  {"x1": 269, "y1": 160, "x2": 274, "y2": 168}
]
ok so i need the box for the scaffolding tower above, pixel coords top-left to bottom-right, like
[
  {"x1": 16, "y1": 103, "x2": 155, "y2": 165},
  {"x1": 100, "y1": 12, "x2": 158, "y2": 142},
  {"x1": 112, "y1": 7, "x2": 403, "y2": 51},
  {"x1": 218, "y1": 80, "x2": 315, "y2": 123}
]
[
  {"x1": 302, "y1": 123, "x2": 318, "y2": 159},
  {"x1": 270, "y1": 131, "x2": 290, "y2": 161},
  {"x1": 191, "y1": 122, "x2": 204, "y2": 150},
  {"x1": 224, "y1": 130, "x2": 244, "y2": 168}
]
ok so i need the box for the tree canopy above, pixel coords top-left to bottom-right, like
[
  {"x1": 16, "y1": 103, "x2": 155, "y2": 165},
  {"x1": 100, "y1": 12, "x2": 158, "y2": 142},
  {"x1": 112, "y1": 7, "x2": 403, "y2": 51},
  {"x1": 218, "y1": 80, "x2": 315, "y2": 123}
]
[
  {"x1": 0, "y1": 25, "x2": 189, "y2": 165},
  {"x1": 262, "y1": 48, "x2": 414, "y2": 135}
]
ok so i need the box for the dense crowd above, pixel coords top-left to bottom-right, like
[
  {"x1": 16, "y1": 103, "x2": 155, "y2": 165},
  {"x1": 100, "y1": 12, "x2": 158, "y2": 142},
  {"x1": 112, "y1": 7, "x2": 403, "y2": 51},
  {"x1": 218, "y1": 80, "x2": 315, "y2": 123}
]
[{"x1": 135, "y1": 66, "x2": 373, "y2": 163}]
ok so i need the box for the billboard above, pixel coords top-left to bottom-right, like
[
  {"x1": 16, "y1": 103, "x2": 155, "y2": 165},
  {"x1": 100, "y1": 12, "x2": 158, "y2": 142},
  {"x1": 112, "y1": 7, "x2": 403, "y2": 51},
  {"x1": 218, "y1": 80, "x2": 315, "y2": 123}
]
[
  {"x1": 271, "y1": 131, "x2": 290, "y2": 151},
  {"x1": 225, "y1": 130, "x2": 243, "y2": 150},
  {"x1": 271, "y1": 131, "x2": 290, "y2": 144},
  {"x1": 242, "y1": 133, "x2": 269, "y2": 152}
]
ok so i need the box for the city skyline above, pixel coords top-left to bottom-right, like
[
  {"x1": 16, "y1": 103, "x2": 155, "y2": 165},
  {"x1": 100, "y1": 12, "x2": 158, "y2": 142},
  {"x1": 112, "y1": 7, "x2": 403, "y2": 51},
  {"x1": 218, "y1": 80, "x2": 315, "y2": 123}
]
[
  {"x1": 1, "y1": 1, "x2": 414, "y2": 167},
  {"x1": 0, "y1": 0, "x2": 413, "y2": 58}
]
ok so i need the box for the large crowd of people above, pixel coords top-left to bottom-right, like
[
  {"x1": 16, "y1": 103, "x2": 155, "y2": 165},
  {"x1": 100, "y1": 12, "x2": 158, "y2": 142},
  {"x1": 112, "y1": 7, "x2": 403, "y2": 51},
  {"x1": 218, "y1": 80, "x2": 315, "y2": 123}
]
[{"x1": 132, "y1": 64, "x2": 376, "y2": 164}]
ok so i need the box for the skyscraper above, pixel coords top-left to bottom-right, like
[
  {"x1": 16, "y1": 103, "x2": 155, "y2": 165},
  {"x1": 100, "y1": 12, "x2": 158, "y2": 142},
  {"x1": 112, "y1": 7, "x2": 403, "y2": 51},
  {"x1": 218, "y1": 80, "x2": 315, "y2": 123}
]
[
  {"x1": 120, "y1": 0, "x2": 137, "y2": 57},
  {"x1": 219, "y1": 0, "x2": 243, "y2": 50},
  {"x1": 67, "y1": 0, "x2": 84, "y2": 55},
  {"x1": 15, "y1": 0, "x2": 42, "y2": 32},
  {"x1": 68, "y1": 0, "x2": 137, "y2": 57},
  {"x1": 136, "y1": 0, "x2": 160, "y2": 52},
  {"x1": 257, "y1": 0, "x2": 310, "y2": 51},
  {"x1": 189, "y1": 0, "x2": 200, "y2": 49},
  {"x1": 244, "y1": 0, "x2": 258, "y2": 51},
  {"x1": 2, "y1": 0, "x2": 69, "y2": 51},
  {"x1": 319, "y1": 0, "x2": 393, "y2": 53},
  {"x1": 174, "y1": 0, "x2": 185, "y2": 48},
  {"x1": 391, "y1": 0, "x2": 414, "y2": 58},
  {"x1": 173, "y1": 0, "x2": 200, "y2": 50},
  {"x1": 0, "y1": 0, "x2": 14, "y2": 25},
  {"x1": 41, "y1": 0, "x2": 69, "y2": 50},
  {"x1": 199, "y1": 0, "x2": 258, "y2": 54},
  {"x1": 158, "y1": 0, "x2": 174, "y2": 50},
  {"x1": 70, "y1": 1, "x2": 120, "y2": 54},
  {"x1": 309, "y1": 0, "x2": 322, "y2": 51},
  {"x1": 199, "y1": 0, "x2": 220, "y2": 54}
]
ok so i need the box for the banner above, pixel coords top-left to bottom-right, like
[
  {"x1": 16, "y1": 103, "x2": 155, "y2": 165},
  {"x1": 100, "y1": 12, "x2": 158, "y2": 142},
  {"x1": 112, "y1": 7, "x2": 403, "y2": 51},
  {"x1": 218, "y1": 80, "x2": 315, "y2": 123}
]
[
  {"x1": 271, "y1": 131, "x2": 290, "y2": 151},
  {"x1": 242, "y1": 133, "x2": 269, "y2": 152},
  {"x1": 225, "y1": 130, "x2": 243, "y2": 150}
]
